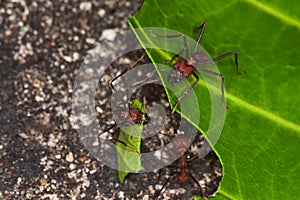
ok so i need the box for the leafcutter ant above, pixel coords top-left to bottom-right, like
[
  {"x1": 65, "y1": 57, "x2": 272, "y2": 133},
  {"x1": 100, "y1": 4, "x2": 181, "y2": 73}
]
[
  {"x1": 150, "y1": 21, "x2": 245, "y2": 113},
  {"x1": 98, "y1": 93, "x2": 150, "y2": 155},
  {"x1": 153, "y1": 133, "x2": 209, "y2": 199}
]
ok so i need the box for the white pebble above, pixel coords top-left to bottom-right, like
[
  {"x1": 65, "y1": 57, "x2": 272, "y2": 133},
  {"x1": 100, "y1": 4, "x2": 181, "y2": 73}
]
[
  {"x1": 69, "y1": 163, "x2": 76, "y2": 170},
  {"x1": 19, "y1": 133, "x2": 28, "y2": 139},
  {"x1": 63, "y1": 55, "x2": 72, "y2": 63},
  {"x1": 154, "y1": 150, "x2": 161, "y2": 159},
  {"x1": 100, "y1": 29, "x2": 117, "y2": 41},
  {"x1": 98, "y1": 9, "x2": 105, "y2": 17},
  {"x1": 66, "y1": 152, "x2": 74, "y2": 162},
  {"x1": 73, "y1": 35, "x2": 79, "y2": 41},
  {"x1": 72, "y1": 52, "x2": 80, "y2": 61},
  {"x1": 95, "y1": 106, "x2": 103, "y2": 113},
  {"x1": 17, "y1": 177, "x2": 22, "y2": 184},
  {"x1": 118, "y1": 191, "x2": 124, "y2": 198},
  {"x1": 86, "y1": 38, "x2": 96, "y2": 44},
  {"x1": 35, "y1": 96, "x2": 44, "y2": 102},
  {"x1": 80, "y1": 2, "x2": 92, "y2": 11}
]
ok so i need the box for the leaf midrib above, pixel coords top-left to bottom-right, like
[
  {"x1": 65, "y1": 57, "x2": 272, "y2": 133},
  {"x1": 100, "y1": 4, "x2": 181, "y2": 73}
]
[
  {"x1": 245, "y1": 0, "x2": 300, "y2": 29},
  {"x1": 227, "y1": 92, "x2": 300, "y2": 133}
]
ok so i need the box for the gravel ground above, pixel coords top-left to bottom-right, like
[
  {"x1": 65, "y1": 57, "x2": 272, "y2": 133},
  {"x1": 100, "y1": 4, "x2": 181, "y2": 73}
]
[{"x1": 0, "y1": 0, "x2": 222, "y2": 199}]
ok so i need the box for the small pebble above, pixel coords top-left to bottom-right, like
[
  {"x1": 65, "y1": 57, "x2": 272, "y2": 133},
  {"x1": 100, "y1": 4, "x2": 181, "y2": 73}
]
[
  {"x1": 95, "y1": 106, "x2": 103, "y2": 113},
  {"x1": 100, "y1": 29, "x2": 117, "y2": 41},
  {"x1": 40, "y1": 178, "x2": 47, "y2": 186},
  {"x1": 66, "y1": 152, "x2": 74, "y2": 162},
  {"x1": 98, "y1": 9, "x2": 105, "y2": 17},
  {"x1": 80, "y1": 2, "x2": 92, "y2": 11},
  {"x1": 19, "y1": 133, "x2": 28, "y2": 139},
  {"x1": 17, "y1": 177, "x2": 22, "y2": 184},
  {"x1": 69, "y1": 163, "x2": 76, "y2": 170}
]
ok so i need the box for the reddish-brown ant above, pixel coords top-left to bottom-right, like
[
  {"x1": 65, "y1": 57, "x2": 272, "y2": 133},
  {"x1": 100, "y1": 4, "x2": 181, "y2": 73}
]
[
  {"x1": 150, "y1": 21, "x2": 245, "y2": 113},
  {"x1": 153, "y1": 134, "x2": 208, "y2": 199},
  {"x1": 98, "y1": 95, "x2": 150, "y2": 154}
]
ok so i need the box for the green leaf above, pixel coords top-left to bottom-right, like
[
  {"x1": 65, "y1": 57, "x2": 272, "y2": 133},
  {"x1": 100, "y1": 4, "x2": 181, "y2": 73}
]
[
  {"x1": 128, "y1": 0, "x2": 300, "y2": 199},
  {"x1": 116, "y1": 125, "x2": 143, "y2": 183},
  {"x1": 130, "y1": 97, "x2": 147, "y2": 114},
  {"x1": 115, "y1": 97, "x2": 147, "y2": 183}
]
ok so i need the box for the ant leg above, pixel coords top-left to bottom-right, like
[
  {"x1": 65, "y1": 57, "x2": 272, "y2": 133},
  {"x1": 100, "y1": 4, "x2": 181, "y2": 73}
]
[
  {"x1": 187, "y1": 154, "x2": 200, "y2": 162},
  {"x1": 150, "y1": 30, "x2": 183, "y2": 39},
  {"x1": 150, "y1": 30, "x2": 189, "y2": 59},
  {"x1": 199, "y1": 68, "x2": 228, "y2": 109},
  {"x1": 189, "y1": 174, "x2": 205, "y2": 198},
  {"x1": 164, "y1": 49, "x2": 183, "y2": 64},
  {"x1": 99, "y1": 125, "x2": 140, "y2": 155},
  {"x1": 189, "y1": 174, "x2": 202, "y2": 188},
  {"x1": 100, "y1": 123, "x2": 117, "y2": 135},
  {"x1": 193, "y1": 21, "x2": 207, "y2": 55},
  {"x1": 183, "y1": 35, "x2": 189, "y2": 58},
  {"x1": 171, "y1": 72, "x2": 199, "y2": 114},
  {"x1": 131, "y1": 74, "x2": 161, "y2": 88},
  {"x1": 154, "y1": 172, "x2": 177, "y2": 199},
  {"x1": 203, "y1": 51, "x2": 245, "y2": 75},
  {"x1": 109, "y1": 51, "x2": 147, "y2": 91}
]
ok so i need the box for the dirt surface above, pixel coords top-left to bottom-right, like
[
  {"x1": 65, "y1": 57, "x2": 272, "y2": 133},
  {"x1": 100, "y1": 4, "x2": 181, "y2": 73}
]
[{"x1": 0, "y1": 0, "x2": 222, "y2": 199}]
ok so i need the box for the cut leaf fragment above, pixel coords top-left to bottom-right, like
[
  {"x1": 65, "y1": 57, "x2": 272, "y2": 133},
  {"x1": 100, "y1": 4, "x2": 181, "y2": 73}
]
[{"x1": 116, "y1": 125, "x2": 143, "y2": 183}]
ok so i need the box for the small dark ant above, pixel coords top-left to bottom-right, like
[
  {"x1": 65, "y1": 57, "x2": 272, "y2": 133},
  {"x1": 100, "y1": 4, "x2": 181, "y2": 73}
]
[
  {"x1": 153, "y1": 134, "x2": 208, "y2": 199},
  {"x1": 150, "y1": 21, "x2": 245, "y2": 113},
  {"x1": 98, "y1": 95, "x2": 150, "y2": 155}
]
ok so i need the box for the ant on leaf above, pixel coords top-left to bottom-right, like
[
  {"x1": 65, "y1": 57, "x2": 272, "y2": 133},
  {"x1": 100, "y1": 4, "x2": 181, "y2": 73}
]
[{"x1": 150, "y1": 21, "x2": 245, "y2": 113}]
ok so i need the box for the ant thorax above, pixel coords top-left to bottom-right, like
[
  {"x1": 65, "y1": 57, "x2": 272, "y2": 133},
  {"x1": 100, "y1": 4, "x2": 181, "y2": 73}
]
[
  {"x1": 174, "y1": 134, "x2": 189, "y2": 154},
  {"x1": 168, "y1": 59, "x2": 195, "y2": 84}
]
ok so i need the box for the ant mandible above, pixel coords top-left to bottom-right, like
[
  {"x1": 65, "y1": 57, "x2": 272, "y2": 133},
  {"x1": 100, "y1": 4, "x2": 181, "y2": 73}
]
[{"x1": 150, "y1": 21, "x2": 245, "y2": 113}]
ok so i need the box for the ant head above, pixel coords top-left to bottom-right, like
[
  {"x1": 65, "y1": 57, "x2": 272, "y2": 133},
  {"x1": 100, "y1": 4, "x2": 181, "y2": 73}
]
[
  {"x1": 174, "y1": 133, "x2": 189, "y2": 151},
  {"x1": 168, "y1": 69, "x2": 184, "y2": 84},
  {"x1": 129, "y1": 108, "x2": 150, "y2": 125}
]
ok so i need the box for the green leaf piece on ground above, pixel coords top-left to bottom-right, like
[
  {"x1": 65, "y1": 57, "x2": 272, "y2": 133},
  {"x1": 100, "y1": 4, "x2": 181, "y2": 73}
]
[
  {"x1": 116, "y1": 125, "x2": 143, "y2": 183},
  {"x1": 128, "y1": 0, "x2": 300, "y2": 199},
  {"x1": 116, "y1": 97, "x2": 147, "y2": 183}
]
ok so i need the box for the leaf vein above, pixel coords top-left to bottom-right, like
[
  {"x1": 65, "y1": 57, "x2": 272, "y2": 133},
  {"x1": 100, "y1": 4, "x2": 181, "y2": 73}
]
[
  {"x1": 232, "y1": 154, "x2": 242, "y2": 199},
  {"x1": 227, "y1": 93, "x2": 300, "y2": 133},
  {"x1": 244, "y1": 0, "x2": 300, "y2": 29}
]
